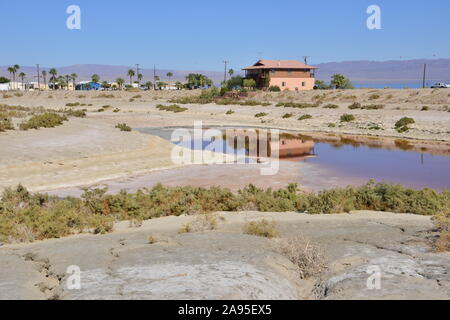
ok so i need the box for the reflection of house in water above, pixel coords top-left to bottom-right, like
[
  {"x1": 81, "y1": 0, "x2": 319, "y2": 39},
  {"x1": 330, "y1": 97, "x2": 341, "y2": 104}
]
[{"x1": 272, "y1": 138, "x2": 315, "y2": 159}]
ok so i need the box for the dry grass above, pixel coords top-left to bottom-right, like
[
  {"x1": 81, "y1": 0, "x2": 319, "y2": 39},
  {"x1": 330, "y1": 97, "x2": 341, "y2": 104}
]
[
  {"x1": 179, "y1": 213, "x2": 219, "y2": 234},
  {"x1": 243, "y1": 219, "x2": 279, "y2": 238},
  {"x1": 433, "y1": 213, "x2": 450, "y2": 252},
  {"x1": 278, "y1": 235, "x2": 326, "y2": 279}
]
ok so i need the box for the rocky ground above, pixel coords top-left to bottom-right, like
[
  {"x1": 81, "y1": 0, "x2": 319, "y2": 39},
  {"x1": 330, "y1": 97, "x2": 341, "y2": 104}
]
[{"x1": 0, "y1": 211, "x2": 448, "y2": 300}]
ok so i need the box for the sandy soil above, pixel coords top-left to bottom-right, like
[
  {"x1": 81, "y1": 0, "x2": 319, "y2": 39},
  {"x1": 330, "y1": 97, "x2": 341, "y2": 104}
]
[
  {"x1": 1, "y1": 89, "x2": 449, "y2": 193},
  {"x1": 0, "y1": 211, "x2": 448, "y2": 300}
]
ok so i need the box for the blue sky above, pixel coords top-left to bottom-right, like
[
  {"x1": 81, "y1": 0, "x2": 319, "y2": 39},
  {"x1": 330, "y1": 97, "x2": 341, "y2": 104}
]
[{"x1": 0, "y1": 0, "x2": 449, "y2": 71}]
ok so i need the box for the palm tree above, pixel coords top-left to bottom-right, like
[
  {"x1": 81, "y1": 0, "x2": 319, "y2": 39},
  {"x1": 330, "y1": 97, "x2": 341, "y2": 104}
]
[
  {"x1": 166, "y1": 72, "x2": 173, "y2": 88},
  {"x1": 7, "y1": 65, "x2": 20, "y2": 90},
  {"x1": 228, "y1": 69, "x2": 234, "y2": 78},
  {"x1": 127, "y1": 69, "x2": 135, "y2": 86},
  {"x1": 49, "y1": 68, "x2": 58, "y2": 90},
  {"x1": 144, "y1": 81, "x2": 153, "y2": 90},
  {"x1": 42, "y1": 71, "x2": 48, "y2": 90},
  {"x1": 116, "y1": 78, "x2": 125, "y2": 90},
  {"x1": 65, "y1": 75, "x2": 71, "y2": 90},
  {"x1": 71, "y1": 73, "x2": 78, "y2": 90},
  {"x1": 18, "y1": 72, "x2": 26, "y2": 90},
  {"x1": 91, "y1": 74, "x2": 100, "y2": 84},
  {"x1": 138, "y1": 73, "x2": 143, "y2": 86},
  {"x1": 7, "y1": 67, "x2": 14, "y2": 89}
]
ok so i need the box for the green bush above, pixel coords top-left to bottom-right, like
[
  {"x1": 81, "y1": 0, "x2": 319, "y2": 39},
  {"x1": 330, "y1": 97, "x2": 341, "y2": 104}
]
[
  {"x1": 340, "y1": 114, "x2": 356, "y2": 122},
  {"x1": 1, "y1": 182, "x2": 449, "y2": 243},
  {"x1": 0, "y1": 118, "x2": 14, "y2": 132},
  {"x1": 226, "y1": 109, "x2": 235, "y2": 115},
  {"x1": 156, "y1": 104, "x2": 188, "y2": 113},
  {"x1": 269, "y1": 86, "x2": 281, "y2": 92},
  {"x1": 282, "y1": 113, "x2": 293, "y2": 119},
  {"x1": 255, "y1": 112, "x2": 268, "y2": 118},
  {"x1": 65, "y1": 102, "x2": 81, "y2": 107},
  {"x1": 19, "y1": 113, "x2": 67, "y2": 130},
  {"x1": 348, "y1": 102, "x2": 361, "y2": 110},
  {"x1": 298, "y1": 114, "x2": 312, "y2": 121},
  {"x1": 64, "y1": 109, "x2": 86, "y2": 118},
  {"x1": 323, "y1": 104, "x2": 339, "y2": 109},
  {"x1": 277, "y1": 102, "x2": 319, "y2": 109},
  {"x1": 395, "y1": 117, "x2": 415, "y2": 133},
  {"x1": 115, "y1": 123, "x2": 132, "y2": 132}
]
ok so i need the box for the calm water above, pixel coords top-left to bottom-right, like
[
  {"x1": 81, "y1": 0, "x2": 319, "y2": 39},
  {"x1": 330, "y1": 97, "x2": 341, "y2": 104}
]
[{"x1": 138, "y1": 127, "x2": 450, "y2": 190}]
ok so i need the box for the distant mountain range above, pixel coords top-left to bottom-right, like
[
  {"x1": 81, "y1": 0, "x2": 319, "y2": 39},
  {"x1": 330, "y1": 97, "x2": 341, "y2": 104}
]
[{"x1": 1, "y1": 59, "x2": 449, "y2": 86}]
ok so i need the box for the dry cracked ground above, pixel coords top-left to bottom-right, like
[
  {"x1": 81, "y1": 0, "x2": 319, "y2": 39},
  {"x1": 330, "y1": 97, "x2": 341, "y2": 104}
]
[{"x1": 0, "y1": 211, "x2": 448, "y2": 300}]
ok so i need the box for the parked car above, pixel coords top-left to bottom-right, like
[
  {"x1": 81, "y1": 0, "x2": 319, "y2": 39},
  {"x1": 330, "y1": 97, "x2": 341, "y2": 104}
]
[{"x1": 430, "y1": 83, "x2": 450, "y2": 88}]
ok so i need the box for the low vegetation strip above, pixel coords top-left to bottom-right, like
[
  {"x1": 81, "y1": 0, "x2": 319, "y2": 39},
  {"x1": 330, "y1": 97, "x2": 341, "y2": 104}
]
[
  {"x1": 0, "y1": 182, "x2": 448, "y2": 245},
  {"x1": 156, "y1": 104, "x2": 188, "y2": 113},
  {"x1": 19, "y1": 113, "x2": 68, "y2": 130}
]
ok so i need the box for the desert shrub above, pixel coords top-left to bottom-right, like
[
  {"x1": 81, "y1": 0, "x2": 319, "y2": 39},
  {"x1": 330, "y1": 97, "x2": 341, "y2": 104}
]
[
  {"x1": 368, "y1": 94, "x2": 380, "y2": 100},
  {"x1": 179, "y1": 213, "x2": 219, "y2": 234},
  {"x1": 433, "y1": 213, "x2": 450, "y2": 252},
  {"x1": 328, "y1": 123, "x2": 336, "y2": 128},
  {"x1": 115, "y1": 123, "x2": 132, "y2": 132},
  {"x1": 395, "y1": 117, "x2": 415, "y2": 133},
  {"x1": 170, "y1": 89, "x2": 220, "y2": 104},
  {"x1": 278, "y1": 236, "x2": 326, "y2": 279},
  {"x1": 66, "y1": 102, "x2": 81, "y2": 107},
  {"x1": 95, "y1": 93, "x2": 114, "y2": 98},
  {"x1": 298, "y1": 114, "x2": 312, "y2": 121},
  {"x1": 323, "y1": 104, "x2": 339, "y2": 109},
  {"x1": 340, "y1": 114, "x2": 355, "y2": 122},
  {"x1": 255, "y1": 112, "x2": 268, "y2": 118},
  {"x1": 269, "y1": 86, "x2": 281, "y2": 92},
  {"x1": 348, "y1": 102, "x2": 361, "y2": 110},
  {"x1": 113, "y1": 108, "x2": 120, "y2": 113},
  {"x1": 362, "y1": 104, "x2": 384, "y2": 110},
  {"x1": 226, "y1": 109, "x2": 235, "y2": 115},
  {"x1": 97, "y1": 108, "x2": 105, "y2": 112},
  {"x1": 0, "y1": 118, "x2": 14, "y2": 132},
  {"x1": 148, "y1": 235, "x2": 158, "y2": 244},
  {"x1": 243, "y1": 219, "x2": 279, "y2": 238},
  {"x1": 421, "y1": 106, "x2": 430, "y2": 111},
  {"x1": 1, "y1": 182, "x2": 448, "y2": 243},
  {"x1": 282, "y1": 113, "x2": 293, "y2": 119},
  {"x1": 132, "y1": 95, "x2": 142, "y2": 99},
  {"x1": 277, "y1": 102, "x2": 319, "y2": 109},
  {"x1": 19, "y1": 113, "x2": 67, "y2": 130},
  {"x1": 156, "y1": 104, "x2": 188, "y2": 113},
  {"x1": 64, "y1": 109, "x2": 86, "y2": 118}
]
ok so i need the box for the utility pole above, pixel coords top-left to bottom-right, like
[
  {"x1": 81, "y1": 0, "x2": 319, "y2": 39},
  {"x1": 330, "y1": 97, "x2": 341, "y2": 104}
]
[
  {"x1": 36, "y1": 64, "x2": 40, "y2": 89},
  {"x1": 153, "y1": 65, "x2": 157, "y2": 90},
  {"x1": 135, "y1": 64, "x2": 140, "y2": 88},
  {"x1": 303, "y1": 56, "x2": 310, "y2": 65},
  {"x1": 422, "y1": 64, "x2": 427, "y2": 89},
  {"x1": 223, "y1": 60, "x2": 229, "y2": 83}
]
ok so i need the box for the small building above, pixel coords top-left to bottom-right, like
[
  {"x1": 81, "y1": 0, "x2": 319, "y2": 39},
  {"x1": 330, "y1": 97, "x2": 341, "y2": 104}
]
[
  {"x1": 76, "y1": 81, "x2": 102, "y2": 91},
  {"x1": 243, "y1": 59, "x2": 318, "y2": 91}
]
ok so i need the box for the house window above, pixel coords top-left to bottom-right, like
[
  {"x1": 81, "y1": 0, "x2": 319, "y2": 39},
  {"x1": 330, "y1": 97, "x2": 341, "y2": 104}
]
[
  {"x1": 287, "y1": 69, "x2": 292, "y2": 75},
  {"x1": 282, "y1": 82, "x2": 287, "y2": 87},
  {"x1": 301, "y1": 82, "x2": 306, "y2": 87}
]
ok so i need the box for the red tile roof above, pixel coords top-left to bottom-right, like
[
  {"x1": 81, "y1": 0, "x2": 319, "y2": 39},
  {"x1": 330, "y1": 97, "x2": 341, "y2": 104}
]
[{"x1": 243, "y1": 59, "x2": 318, "y2": 70}]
